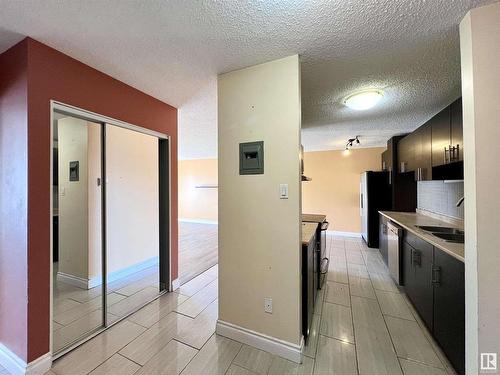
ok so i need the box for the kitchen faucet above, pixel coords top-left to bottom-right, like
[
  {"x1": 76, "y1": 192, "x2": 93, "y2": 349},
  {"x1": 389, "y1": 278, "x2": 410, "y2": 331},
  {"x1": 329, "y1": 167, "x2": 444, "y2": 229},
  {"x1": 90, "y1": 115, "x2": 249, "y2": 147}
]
[{"x1": 456, "y1": 196, "x2": 464, "y2": 207}]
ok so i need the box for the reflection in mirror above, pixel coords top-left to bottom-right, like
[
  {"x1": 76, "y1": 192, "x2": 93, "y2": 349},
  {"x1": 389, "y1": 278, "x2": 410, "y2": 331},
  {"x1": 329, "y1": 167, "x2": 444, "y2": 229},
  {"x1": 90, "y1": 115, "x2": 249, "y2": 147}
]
[
  {"x1": 52, "y1": 114, "x2": 104, "y2": 353},
  {"x1": 104, "y1": 124, "x2": 160, "y2": 320}
]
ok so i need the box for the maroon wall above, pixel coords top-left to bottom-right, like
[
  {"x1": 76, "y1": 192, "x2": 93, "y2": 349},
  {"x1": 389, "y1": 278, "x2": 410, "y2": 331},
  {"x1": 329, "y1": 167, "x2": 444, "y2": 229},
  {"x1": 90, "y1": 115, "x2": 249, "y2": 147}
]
[
  {"x1": 1, "y1": 38, "x2": 179, "y2": 362},
  {"x1": 0, "y1": 39, "x2": 29, "y2": 362}
]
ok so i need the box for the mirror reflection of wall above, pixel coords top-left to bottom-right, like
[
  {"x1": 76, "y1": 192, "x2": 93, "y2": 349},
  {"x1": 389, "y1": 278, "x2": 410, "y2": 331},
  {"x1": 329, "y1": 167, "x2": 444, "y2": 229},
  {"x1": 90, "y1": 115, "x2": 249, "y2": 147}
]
[
  {"x1": 52, "y1": 115, "x2": 104, "y2": 354},
  {"x1": 105, "y1": 125, "x2": 160, "y2": 320}
]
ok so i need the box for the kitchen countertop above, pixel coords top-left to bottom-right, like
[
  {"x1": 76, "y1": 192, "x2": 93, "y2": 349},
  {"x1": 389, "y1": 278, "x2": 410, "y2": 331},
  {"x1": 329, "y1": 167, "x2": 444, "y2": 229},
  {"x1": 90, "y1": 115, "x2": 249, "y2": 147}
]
[
  {"x1": 302, "y1": 222, "x2": 317, "y2": 245},
  {"x1": 302, "y1": 213, "x2": 327, "y2": 223},
  {"x1": 379, "y1": 211, "x2": 464, "y2": 262}
]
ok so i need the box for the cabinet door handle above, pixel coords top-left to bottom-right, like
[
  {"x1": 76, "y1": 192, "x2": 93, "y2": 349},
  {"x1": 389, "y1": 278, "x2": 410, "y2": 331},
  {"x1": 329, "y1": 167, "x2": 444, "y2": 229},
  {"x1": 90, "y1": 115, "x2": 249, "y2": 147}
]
[
  {"x1": 444, "y1": 147, "x2": 448, "y2": 164},
  {"x1": 431, "y1": 265, "x2": 441, "y2": 285},
  {"x1": 412, "y1": 250, "x2": 421, "y2": 267},
  {"x1": 455, "y1": 144, "x2": 460, "y2": 161}
]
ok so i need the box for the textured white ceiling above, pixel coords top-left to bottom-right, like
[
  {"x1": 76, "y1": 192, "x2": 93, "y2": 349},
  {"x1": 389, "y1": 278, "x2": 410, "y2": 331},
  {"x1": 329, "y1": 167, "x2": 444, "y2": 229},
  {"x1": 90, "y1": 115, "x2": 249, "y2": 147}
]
[{"x1": 0, "y1": 0, "x2": 495, "y2": 158}]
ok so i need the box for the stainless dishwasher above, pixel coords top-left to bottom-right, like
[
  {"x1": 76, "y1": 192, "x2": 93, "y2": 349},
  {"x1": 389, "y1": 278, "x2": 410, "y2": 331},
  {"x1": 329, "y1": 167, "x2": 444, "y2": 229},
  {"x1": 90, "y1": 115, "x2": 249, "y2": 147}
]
[{"x1": 387, "y1": 222, "x2": 403, "y2": 286}]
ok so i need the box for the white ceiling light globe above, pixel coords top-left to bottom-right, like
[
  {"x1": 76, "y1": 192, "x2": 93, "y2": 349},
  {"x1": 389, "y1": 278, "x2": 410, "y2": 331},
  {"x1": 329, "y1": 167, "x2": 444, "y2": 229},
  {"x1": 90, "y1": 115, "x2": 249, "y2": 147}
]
[{"x1": 344, "y1": 90, "x2": 383, "y2": 111}]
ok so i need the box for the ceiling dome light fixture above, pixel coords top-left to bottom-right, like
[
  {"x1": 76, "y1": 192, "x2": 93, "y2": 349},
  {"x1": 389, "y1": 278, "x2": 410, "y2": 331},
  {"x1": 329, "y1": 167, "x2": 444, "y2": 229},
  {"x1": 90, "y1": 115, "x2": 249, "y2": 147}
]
[{"x1": 344, "y1": 90, "x2": 383, "y2": 111}]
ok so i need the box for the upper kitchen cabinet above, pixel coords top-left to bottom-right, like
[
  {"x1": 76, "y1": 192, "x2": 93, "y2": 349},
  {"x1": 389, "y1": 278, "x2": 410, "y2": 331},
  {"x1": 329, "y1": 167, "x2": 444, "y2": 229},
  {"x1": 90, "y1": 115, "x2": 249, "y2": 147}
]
[
  {"x1": 431, "y1": 107, "x2": 451, "y2": 167},
  {"x1": 397, "y1": 124, "x2": 431, "y2": 180},
  {"x1": 450, "y1": 98, "x2": 463, "y2": 162},
  {"x1": 414, "y1": 122, "x2": 432, "y2": 180},
  {"x1": 397, "y1": 132, "x2": 416, "y2": 173},
  {"x1": 432, "y1": 98, "x2": 463, "y2": 166},
  {"x1": 396, "y1": 97, "x2": 463, "y2": 180}
]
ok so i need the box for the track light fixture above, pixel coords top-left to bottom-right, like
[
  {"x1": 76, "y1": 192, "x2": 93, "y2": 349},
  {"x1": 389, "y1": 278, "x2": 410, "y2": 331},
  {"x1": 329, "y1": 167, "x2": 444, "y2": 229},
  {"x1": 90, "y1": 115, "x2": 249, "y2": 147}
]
[{"x1": 345, "y1": 136, "x2": 360, "y2": 150}]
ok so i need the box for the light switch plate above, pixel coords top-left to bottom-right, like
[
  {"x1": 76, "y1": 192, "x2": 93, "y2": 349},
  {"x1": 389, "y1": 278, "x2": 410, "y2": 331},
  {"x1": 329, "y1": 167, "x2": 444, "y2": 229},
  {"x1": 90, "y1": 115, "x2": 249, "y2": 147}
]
[
  {"x1": 279, "y1": 184, "x2": 288, "y2": 199},
  {"x1": 264, "y1": 297, "x2": 273, "y2": 314}
]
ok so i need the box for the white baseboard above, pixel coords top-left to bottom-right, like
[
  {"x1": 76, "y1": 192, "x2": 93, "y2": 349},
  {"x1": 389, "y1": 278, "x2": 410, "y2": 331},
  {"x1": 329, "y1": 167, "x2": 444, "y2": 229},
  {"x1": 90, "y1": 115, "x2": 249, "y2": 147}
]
[
  {"x1": 216, "y1": 320, "x2": 303, "y2": 364},
  {"x1": 171, "y1": 278, "x2": 180, "y2": 291},
  {"x1": 56, "y1": 272, "x2": 88, "y2": 289},
  {"x1": 58, "y1": 257, "x2": 159, "y2": 290},
  {"x1": 179, "y1": 218, "x2": 218, "y2": 225},
  {"x1": 0, "y1": 344, "x2": 51, "y2": 375},
  {"x1": 326, "y1": 230, "x2": 361, "y2": 238},
  {"x1": 88, "y1": 256, "x2": 159, "y2": 288}
]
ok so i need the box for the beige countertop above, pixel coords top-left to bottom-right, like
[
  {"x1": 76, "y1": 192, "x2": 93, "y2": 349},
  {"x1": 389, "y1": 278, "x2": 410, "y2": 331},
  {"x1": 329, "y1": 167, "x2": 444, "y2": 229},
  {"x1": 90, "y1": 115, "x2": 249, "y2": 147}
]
[
  {"x1": 302, "y1": 222, "x2": 317, "y2": 245},
  {"x1": 379, "y1": 211, "x2": 464, "y2": 262},
  {"x1": 302, "y1": 213, "x2": 327, "y2": 223}
]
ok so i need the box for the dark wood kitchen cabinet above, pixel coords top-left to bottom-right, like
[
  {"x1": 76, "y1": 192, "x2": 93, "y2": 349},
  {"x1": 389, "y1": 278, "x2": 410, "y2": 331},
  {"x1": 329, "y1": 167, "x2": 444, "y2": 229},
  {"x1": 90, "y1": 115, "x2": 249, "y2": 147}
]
[
  {"x1": 414, "y1": 122, "x2": 432, "y2": 180},
  {"x1": 402, "y1": 229, "x2": 465, "y2": 375},
  {"x1": 396, "y1": 97, "x2": 463, "y2": 180},
  {"x1": 433, "y1": 249, "x2": 465, "y2": 375},
  {"x1": 450, "y1": 98, "x2": 463, "y2": 162},
  {"x1": 397, "y1": 133, "x2": 415, "y2": 173},
  {"x1": 402, "y1": 231, "x2": 434, "y2": 331},
  {"x1": 431, "y1": 107, "x2": 451, "y2": 167}
]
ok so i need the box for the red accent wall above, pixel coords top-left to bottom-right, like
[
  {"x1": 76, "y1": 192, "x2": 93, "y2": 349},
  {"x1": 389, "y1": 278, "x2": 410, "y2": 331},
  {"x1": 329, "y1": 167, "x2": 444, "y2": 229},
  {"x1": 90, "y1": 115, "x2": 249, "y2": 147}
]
[
  {"x1": 1, "y1": 38, "x2": 179, "y2": 362},
  {"x1": 0, "y1": 39, "x2": 29, "y2": 362}
]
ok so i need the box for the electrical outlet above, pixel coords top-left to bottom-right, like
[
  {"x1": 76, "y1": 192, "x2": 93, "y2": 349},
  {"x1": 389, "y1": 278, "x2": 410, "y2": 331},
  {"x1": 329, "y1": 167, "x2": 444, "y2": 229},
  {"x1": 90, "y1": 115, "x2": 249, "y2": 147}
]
[{"x1": 264, "y1": 297, "x2": 273, "y2": 314}]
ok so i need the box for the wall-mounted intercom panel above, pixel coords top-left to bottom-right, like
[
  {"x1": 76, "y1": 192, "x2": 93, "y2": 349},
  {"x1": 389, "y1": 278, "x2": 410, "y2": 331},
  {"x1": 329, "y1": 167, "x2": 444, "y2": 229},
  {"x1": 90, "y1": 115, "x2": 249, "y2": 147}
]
[{"x1": 239, "y1": 141, "x2": 264, "y2": 175}]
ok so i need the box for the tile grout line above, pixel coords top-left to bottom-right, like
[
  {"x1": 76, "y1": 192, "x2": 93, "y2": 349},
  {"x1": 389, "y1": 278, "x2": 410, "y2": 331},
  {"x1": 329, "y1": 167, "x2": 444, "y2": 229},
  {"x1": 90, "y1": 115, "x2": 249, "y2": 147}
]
[
  {"x1": 344, "y1": 241, "x2": 360, "y2": 375},
  {"x1": 116, "y1": 351, "x2": 143, "y2": 368}
]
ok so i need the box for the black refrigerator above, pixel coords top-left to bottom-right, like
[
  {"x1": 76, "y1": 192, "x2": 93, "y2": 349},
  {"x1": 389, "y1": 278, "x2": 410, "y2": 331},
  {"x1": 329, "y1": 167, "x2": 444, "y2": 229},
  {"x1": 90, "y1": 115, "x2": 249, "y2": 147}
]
[{"x1": 360, "y1": 171, "x2": 391, "y2": 248}]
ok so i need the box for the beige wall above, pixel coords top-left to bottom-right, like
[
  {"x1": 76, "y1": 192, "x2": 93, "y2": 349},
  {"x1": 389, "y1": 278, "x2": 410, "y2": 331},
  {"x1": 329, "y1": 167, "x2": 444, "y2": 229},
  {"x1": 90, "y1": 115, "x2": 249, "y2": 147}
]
[
  {"x1": 179, "y1": 159, "x2": 218, "y2": 222},
  {"x1": 105, "y1": 125, "x2": 159, "y2": 275},
  {"x1": 58, "y1": 117, "x2": 91, "y2": 280},
  {"x1": 87, "y1": 125, "x2": 102, "y2": 280},
  {"x1": 460, "y1": 3, "x2": 500, "y2": 372},
  {"x1": 218, "y1": 55, "x2": 302, "y2": 347},
  {"x1": 302, "y1": 148, "x2": 384, "y2": 234}
]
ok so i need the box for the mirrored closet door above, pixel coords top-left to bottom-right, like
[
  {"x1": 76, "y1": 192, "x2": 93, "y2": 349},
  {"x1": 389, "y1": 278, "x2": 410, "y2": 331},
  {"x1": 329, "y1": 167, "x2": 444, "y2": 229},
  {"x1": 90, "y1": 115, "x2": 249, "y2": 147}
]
[
  {"x1": 51, "y1": 105, "x2": 169, "y2": 357},
  {"x1": 52, "y1": 113, "x2": 104, "y2": 353}
]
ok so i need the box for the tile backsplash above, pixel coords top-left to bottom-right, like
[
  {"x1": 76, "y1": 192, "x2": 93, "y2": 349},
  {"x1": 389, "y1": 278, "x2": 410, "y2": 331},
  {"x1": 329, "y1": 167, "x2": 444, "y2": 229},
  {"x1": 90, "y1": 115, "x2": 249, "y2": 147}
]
[{"x1": 417, "y1": 180, "x2": 464, "y2": 219}]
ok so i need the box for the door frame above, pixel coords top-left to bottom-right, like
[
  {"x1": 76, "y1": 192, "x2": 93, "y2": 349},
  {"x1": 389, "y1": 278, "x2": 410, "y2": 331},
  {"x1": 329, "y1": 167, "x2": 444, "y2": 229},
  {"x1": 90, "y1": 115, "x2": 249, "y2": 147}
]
[{"x1": 49, "y1": 100, "x2": 172, "y2": 359}]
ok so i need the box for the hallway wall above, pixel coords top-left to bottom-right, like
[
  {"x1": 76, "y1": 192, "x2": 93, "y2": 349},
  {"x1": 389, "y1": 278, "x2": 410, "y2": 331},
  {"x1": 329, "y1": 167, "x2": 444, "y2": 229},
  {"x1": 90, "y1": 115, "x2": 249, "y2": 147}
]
[{"x1": 179, "y1": 158, "x2": 218, "y2": 222}]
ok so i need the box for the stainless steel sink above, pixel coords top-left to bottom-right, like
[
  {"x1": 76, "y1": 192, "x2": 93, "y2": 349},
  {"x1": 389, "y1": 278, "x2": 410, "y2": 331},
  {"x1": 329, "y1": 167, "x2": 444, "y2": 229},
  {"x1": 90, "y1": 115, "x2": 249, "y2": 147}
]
[
  {"x1": 432, "y1": 232, "x2": 465, "y2": 243},
  {"x1": 416, "y1": 225, "x2": 465, "y2": 243},
  {"x1": 416, "y1": 225, "x2": 464, "y2": 235}
]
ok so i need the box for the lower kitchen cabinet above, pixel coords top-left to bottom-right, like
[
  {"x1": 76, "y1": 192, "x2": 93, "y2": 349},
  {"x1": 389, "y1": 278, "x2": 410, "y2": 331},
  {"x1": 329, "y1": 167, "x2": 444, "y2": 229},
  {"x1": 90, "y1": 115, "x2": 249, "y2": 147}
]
[
  {"x1": 402, "y1": 230, "x2": 465, "y2": 375},
  {"x1": 433, "y1": 250, "x2": 465, "y2": 375},
  {"x1": 402, "y1": 232, "x2": 434, "y2": 331}
]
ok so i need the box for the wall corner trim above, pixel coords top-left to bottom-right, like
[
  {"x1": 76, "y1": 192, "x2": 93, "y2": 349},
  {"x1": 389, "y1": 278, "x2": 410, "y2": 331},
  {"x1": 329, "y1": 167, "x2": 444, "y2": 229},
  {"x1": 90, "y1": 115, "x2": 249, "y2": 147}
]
[
  {"x1": 0, "y1": 344, "x2": 51, "y2": 375},
  {"x1": 216, "y1": 320, "x2": 303, "y2": 364},
  {"x1": 171, "y1": 278, "x2": 180, "y2": 291}
]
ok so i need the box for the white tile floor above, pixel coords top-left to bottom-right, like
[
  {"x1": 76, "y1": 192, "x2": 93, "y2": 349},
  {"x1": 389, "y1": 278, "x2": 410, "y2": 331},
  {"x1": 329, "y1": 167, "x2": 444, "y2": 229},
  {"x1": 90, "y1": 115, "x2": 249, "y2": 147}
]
[
  {"x1": 4, "y1": 235, "x2": 458, "y2": 375},
  {"x1": 52, "y1": 263, "x2": 161, "y2": 353}
]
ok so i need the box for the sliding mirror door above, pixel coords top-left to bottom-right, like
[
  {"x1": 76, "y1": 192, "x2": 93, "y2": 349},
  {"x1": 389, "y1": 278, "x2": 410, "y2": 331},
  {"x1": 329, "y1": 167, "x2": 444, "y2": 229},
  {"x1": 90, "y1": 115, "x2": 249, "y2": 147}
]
[
  {"x1": 52, "y1": 113, "x2": 104, "y2": 354},
  {"x1": 51, "y1": 104, "x2": 170, "y2": 356},
  {"x1": 104, "y1": 124, "x2": 162, "y2": 320}
]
